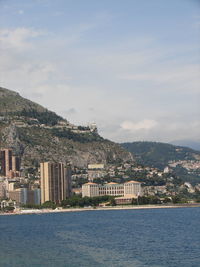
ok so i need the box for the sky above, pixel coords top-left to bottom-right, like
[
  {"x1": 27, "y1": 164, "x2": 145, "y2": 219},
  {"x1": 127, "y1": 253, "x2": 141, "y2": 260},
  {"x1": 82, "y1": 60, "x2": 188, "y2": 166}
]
[{"x1": 0, "y1": 0, "x2": 200, "y2": 144}]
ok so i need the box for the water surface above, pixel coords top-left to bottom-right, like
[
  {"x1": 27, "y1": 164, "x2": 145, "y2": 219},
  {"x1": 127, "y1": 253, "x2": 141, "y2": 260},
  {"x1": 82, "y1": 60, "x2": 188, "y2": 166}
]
[{"x1": 0, "y1": 207, "x2": 200, "y2": 267}]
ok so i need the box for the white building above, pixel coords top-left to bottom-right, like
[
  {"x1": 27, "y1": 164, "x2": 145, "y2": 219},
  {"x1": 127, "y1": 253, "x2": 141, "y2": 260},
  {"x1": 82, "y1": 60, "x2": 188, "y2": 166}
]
[
  {"x1": 81, "y1": 182, "x2": 99, "y2": 197},
  {"x1": 82, "y1": 181, "x2": 142, "y2": 198}
]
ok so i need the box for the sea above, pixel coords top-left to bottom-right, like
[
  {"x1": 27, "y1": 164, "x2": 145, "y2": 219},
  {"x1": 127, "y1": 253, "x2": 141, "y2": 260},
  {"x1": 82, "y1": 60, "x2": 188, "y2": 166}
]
[{"x1": 0, "y1": 207, "x2": 200, "y2": 267}]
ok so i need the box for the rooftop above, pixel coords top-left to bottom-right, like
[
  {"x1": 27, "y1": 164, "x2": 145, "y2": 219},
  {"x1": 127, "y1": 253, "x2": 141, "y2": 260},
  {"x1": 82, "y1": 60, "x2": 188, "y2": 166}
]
[
  {"x1": 124, "y1": 180, "x2": 141, "y2": 184},
  {"x1": 84, "y1": 182, "x2": 97, "y2": 185}
]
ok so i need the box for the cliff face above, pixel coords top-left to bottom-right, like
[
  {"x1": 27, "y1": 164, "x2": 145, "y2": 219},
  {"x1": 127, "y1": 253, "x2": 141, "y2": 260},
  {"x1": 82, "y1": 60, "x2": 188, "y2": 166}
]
[{"x1": 0, "y1": 87, "x2": 133, "y2": 167}]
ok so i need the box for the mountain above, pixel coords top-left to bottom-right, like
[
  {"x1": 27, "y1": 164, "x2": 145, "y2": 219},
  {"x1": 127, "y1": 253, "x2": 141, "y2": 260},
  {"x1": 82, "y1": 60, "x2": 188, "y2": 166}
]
[
  {"x1": 0, "y1": 87, "x2": 50, "y2": 113},
  {"x1": 0, "y1": 87, "x2": 133, "y2": 169},
  {"x1": 121, "y1": 141, "x2": 200, "y2": 168},
  {"x1": 170, "y1": 140, "x2": 200, "y2": 152},
  {"x1": 121, "y1": 141, "x2": 200, "y2": 184}
]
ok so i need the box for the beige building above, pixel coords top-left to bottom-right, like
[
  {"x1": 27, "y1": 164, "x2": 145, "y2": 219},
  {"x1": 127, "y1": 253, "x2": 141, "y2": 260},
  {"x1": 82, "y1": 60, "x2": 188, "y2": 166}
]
[
  {"x1": 82, "y1": 181, "x2": 142, "y2": 198},
  {"x1": 40, "y1": 162, "x2": 71, "y2": 204}
]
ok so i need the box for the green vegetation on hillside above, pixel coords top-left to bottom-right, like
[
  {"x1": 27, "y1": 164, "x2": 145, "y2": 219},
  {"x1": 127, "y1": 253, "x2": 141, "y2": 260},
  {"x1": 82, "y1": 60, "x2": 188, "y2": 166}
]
[
  {"x1": 15, "y1": 109, "x2": 63, "y2": 126},
  {"x1": 51, "y1": 128, "x2": 103, "y2": 143},
  {"x1": 121, "y1": 141, "x2": 200, "y2": 184},
  {"x1": 121, "y1": 141, "x2": 200, "y2": 169},
  {"x1": 0, "y1": 87, "x2": 46, "y2": 114}
]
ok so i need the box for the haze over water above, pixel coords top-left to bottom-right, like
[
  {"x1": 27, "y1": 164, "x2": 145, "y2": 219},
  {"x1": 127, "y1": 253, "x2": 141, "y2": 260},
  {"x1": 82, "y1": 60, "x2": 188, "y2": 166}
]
[{"x1": 1, "y1": 208, "x2": 200, "y2": 267}]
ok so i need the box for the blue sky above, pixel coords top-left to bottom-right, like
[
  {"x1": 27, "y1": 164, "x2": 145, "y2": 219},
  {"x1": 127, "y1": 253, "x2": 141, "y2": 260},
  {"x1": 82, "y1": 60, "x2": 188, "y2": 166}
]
[{"x1": 0, "y1": 0, "x2": 200, "y2": 143}]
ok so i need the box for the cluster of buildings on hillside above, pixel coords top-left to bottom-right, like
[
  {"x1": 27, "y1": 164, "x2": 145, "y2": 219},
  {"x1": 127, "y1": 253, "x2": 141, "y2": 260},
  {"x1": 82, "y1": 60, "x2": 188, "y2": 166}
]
[
  {"x1": 168, "y1": 160, "x2": 200, "y2": 173},
  {"x1": 71, "y1": 163, "x2": 169, "y2": 184},
  {"x1": 0, "y1": 148, "x2": 143, "y2": 209},
  {"x1": 2, "y1": 147, "x2": 199, "y2": 211},
  {"x1": 0, "y1": 115, "x2": 98, "y2": 134}
]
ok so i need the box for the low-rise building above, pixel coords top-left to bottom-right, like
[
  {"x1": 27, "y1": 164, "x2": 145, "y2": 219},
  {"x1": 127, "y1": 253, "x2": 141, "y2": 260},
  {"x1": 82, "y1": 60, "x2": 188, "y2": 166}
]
[
  {"x1": 115, "y1": 196, "x2": 133, "y2": 205},
  {"x1": 82, "y1": 180, "x2": 142, "y2": 198},
  {"x1": 8, "y1": 188, "x2": 41, "y2": 205}
]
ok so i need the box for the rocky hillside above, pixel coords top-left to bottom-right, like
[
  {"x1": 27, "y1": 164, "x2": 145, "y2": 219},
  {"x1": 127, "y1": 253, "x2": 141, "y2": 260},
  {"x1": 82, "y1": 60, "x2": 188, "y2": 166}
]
[{"x1": 0, "y1": 87, "x2": 133, "y2": 168}]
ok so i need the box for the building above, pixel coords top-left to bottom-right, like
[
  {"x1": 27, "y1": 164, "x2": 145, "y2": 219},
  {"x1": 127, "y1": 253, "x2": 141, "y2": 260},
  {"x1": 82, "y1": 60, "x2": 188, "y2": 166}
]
[
  {"x1": 87, "y1": 163, "x2": 105, "y2": 181},
  {"x1": 8, "y1": 188, "x2": 41, "y2": 205},
  {"x1": 0, "y1": 149, "x2": 12, "y2": 176},
  {"x1": 0, "y1": 178, "x2": 8, "y2": 199},
  {"x1": 72, "y1": 188, "x2": 82, "y2": 195},
  {"x1": 12, "y1": 156, "x2": 20, "y2": 173},
  {"x1": 115, "y1": 196, "x2": 134, "y2": 205},
  {"x1": 40, "y1": 162, "x2": 71, "y2": 204},
  {"x1": 34, "y1": 188, "x2": 41, "y2": 205},
  {"x1": 9, "y1": 188, "x2": 25, "y2": 205},
  {"x1": 0, "y1": 149, "x2": 20, "y2": 178},
  {"x1": 88, "y1": 170, "x2": 106, "y2": 181},
  {"x1": 82, "y1": 181, "x2": 142, "y2": 198},
  {"x1": 88, "y1": 164, "x2": 104, "y2": 169}
]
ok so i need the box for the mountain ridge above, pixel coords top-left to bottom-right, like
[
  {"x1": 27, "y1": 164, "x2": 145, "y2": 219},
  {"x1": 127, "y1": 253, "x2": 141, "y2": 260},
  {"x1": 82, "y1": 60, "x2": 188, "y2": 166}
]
[
  {"x1": 121, "y1": 141, "x2": 200, "y2": 184},
  {"x1": 170, "y1": 140, "x2": 200, "y2": 152},
  {"x1": 121, "y1": 141, "x2": 200, "y2": 167},
  {"x1": 0, "y1": 87, "x2": 133, "y2": 168}
]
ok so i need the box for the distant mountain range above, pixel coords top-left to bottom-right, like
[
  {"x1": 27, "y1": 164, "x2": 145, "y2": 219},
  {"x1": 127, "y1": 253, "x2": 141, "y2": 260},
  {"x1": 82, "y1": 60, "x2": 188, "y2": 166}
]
[{"x1": 170, "y1": 140, "x2": 200, "y2": 152}]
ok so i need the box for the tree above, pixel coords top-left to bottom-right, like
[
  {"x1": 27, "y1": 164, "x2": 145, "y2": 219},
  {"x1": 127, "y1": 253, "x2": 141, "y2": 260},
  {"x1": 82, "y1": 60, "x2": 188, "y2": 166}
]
[{"x1": 42, "y1": 201, "x2": 56, "y2": 209}]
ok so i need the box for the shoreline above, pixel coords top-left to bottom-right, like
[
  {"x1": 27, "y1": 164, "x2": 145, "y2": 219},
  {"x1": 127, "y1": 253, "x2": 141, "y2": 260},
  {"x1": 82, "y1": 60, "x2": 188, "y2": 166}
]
[{"x1": 1, "y1": 203, "x2": 200, "y2": 216}]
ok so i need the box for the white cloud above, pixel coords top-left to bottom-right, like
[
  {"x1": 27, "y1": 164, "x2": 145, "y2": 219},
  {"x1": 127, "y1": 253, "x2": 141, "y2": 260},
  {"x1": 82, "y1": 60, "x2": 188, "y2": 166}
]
[
  {"x1": 120, "y1": 120, "x2": 158, "y2": 132},
  {"x1": 0, "y1": 27, "x2": 44, "y2": 50}
]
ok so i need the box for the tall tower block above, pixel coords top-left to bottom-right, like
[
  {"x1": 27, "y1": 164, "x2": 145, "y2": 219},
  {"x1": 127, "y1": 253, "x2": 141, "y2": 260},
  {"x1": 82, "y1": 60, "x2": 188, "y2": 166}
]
[{"x1": 40, "y1": 162, "x2": 71, "y2": 204}]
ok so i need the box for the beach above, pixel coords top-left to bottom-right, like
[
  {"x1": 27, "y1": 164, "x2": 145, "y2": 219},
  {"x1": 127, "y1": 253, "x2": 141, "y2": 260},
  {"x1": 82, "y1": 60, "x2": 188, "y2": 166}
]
[{"x1": 1, "y1": 203, "x2": 200, "y2": 216}]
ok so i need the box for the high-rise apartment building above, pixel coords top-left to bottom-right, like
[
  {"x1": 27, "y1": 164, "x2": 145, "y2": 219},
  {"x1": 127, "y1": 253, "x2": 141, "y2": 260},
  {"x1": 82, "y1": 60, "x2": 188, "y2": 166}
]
[
  {"x1": 12, "y1": 156, "x2": 20, "y2": 172},
  {"x1": 40, "y1": 162, "x2": 71, "y2": 204},
  {"x1": 0, "y1": 149, "x2": 20, "y2": 177},
  {"x1": 0, "y1": 149, "x2": 12, "y2": 176}
]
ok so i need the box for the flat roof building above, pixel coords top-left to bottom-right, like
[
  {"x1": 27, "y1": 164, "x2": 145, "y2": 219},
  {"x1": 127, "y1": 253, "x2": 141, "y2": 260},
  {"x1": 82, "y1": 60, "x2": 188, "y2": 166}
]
[{"x1": 82, "y1": 180, "x2": 142, "y2": 198}]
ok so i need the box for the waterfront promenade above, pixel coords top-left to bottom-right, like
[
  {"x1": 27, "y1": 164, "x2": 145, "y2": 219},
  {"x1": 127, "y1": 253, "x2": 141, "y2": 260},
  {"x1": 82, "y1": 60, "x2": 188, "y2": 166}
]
[{"x1": 1, "y1": 203, "x2": 200, "y2": 216}]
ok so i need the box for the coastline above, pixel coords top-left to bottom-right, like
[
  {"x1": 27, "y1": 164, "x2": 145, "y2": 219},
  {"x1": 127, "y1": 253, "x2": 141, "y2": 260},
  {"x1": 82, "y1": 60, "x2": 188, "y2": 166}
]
[{"x1": 1, "y1": 203, "x2": 200, "y2": 216}]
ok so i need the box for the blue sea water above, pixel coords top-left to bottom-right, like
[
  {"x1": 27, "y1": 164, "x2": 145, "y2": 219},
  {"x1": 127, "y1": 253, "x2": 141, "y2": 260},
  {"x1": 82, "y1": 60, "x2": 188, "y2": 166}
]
[{"x1": 0, "y1": 207, "x2": 200, "y2": 267}]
